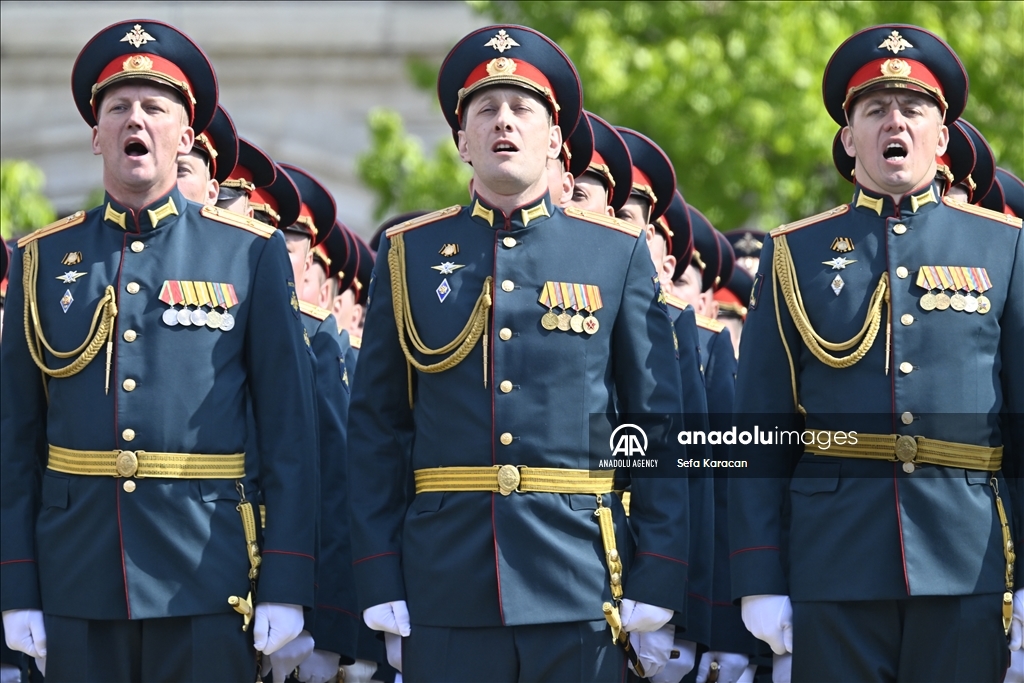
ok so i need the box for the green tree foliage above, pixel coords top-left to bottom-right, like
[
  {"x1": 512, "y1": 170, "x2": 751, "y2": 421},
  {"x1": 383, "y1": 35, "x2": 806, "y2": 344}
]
[
  {"x1": 358, "y1": 1, "x2": 1022, "y2": 230},
  {"x1": 1, "y1": 160, "x2": 56, "y2": 240}
]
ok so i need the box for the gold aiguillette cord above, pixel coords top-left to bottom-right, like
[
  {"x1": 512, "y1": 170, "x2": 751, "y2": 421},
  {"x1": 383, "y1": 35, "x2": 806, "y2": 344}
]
[{"x1": 596, "y1": 495, "x2": 645, "y2": 677}]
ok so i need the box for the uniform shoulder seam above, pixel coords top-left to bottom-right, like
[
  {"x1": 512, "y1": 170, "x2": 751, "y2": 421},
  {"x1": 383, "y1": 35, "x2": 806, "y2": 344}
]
[
  {"x1": 299, "y1": 300, "x2": 331, "y2": 322},
  {"x1": 201, "y1": 205, "x2": 276, "y2": 238},
  {"x1": 385, "y1": 205, "x2": 462, "y2": 238},
  {"x1": 663, "y1": 292, "x2": 689, "y2": 311},
  {"x1": 695, "y1": 313, "x2": 725, "y2": 333},
  {"x1": 349, "y1": 334, "x2": 362, "y2": 349},
  {"x1": 17, "y1": 211, "x2": 87, "y2": 247},
  {"x1": 563, "y1": 207, "x2": 644, "y2": 237},
  {"x1": 770, "y1": 204, "x2": 850, "y2": 237},
  {"x1": 942, "y1": 197, "x2": 1022, "y2": 228}
]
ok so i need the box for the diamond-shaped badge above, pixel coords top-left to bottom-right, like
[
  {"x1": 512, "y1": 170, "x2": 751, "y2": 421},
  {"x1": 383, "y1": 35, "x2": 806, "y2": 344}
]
[
  {"x1": 60, "y1": 289, "x2": 74, "y2": 313},
  {"x1": 436, "y1": 278, "x2": 452, "y2": 303},
  {"x1": 831, "y1": 274, "x2": 845, "y2": 296}
]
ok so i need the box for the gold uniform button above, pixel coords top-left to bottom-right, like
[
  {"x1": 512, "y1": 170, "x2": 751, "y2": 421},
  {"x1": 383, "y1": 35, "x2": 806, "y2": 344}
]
[
  {"x1": 123, "y1": 480, "x2": 136, "y2": 493},
  {"x1": 122, "y1": 428, "x2": 136, "y2": 442},
  {"x1": 896, "y1": 266, "x2": 909, "y2": 279},
  {"x1": 501, "y1": 280, "x2": 515, "y2": 292},
  {"x1": 901, "y1": 314, "x2": 914, "y2": 326},
  {"x1": 901, "y1": 412, "x2": 914, "y2": 425},
  {"x1": 123, "y1": 329, "x2": 137, "y2": 342},
  {"x1": 499, "y1": 432, "x2": 513, "y2": 445},
  {"x1": 122, "y1": 378, "x2": 137, "y2": 392},
  {"x1": 499, "y1": 380, "x2": 513, "y2": 394},
  {"x1": 499, "y1": 328, "x2": 512, "y2": 341},
  {"x1": 899, "y1": 362, "x2": 914, "y2": 374},
  {"x1": 502, "y1": 237, "x2": 517, "y2": 248},
  {"x1": 130, "y1": 241, "x2": 145, "y2": 253},
  {"x1": 893, "y1": 223, "x2": 907, "y2": 235},
  {"x1": 126, "y1": 282, "x2": 140, "y2": 294}
]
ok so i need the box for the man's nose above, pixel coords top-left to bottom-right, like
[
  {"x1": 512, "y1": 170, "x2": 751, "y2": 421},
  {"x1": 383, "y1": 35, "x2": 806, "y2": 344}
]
[
  {"x1": 493, "y1": 103, "x2": 514, "y2": 130},
  {"x1": 883, "y1": 108, "x2": 907, "y2": 131},
  {"x1": 125, "y1": 102, "x2": 145, "y2": 128}
]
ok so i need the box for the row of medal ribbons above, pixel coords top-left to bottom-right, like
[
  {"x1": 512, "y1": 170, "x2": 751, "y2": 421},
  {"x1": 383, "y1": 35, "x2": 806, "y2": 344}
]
[
  {"x1": 158, "y1": 280, "x2": 239, "y2": 330},
  {"x1": 915, "y1": 266, "x2": 992, "y2": 313},
  {"x1": 538, "y1": 281, "x2": 603, "y2": 334}
]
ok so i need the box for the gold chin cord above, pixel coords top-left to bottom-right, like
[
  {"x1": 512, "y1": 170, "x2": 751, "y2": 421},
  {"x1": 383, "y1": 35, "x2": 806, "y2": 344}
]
[
  {"x1": 772, "y1": 234, "x2": 890, "y2": 415},
  {"x1": 596, "y1": 495, "x2": 645, "y2": 677},
  {"x1": 228, "y1": 481, "x2": 261, "y2": 631},
  {"x1": 388, "y1": 232, "x2": 492, "y2": 407},
  {"x1": 23, "y1": 241, "x2": 119, "y2": 395},
  {"x1": 990, "y1": 477, "x2": 1017, "y2": 635}
]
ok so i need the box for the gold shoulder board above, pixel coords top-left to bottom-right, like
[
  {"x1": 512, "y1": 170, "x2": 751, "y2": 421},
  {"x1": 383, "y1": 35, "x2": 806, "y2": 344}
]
[
  {"x1": 663, "y1": 292, "x2": 690, "y2": 311},
  {"x1": 695, "y1": 313, "x2": 726, "y2": 333},
  {"x1": 17, "y1": 211, "x2": 87, "y2": 248},
  {"x1": 770, "y1": 204, "x2": 850, "y2": 237},
  {"x1": 349, "y1": 334, "x2": 362, "y2": 350},
  {"x1": 385, "y1": 205, "x2": 461, "y2": 238},
  {"x1": 201, "y1": 205, "x2": 276, "y2": 238},
  {"x1": 563, "y1": 207, "x2": 644, "y2": 238},
  {"x1": 299, "y1": 300, "x2": 331, "y2": 322},
  {"x1": 942, "y1": 197, "x2": 1022, "y2": 228}
]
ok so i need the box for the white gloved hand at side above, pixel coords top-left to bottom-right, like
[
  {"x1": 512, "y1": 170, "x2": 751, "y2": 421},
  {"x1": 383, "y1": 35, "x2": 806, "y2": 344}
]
[
  {"x1": 297, "y1": 648, "x2": 341, "y2": 683},
  {"x1": 647, "y1": 635, "x2": 696, "y2": 683},
  {"x1": 2, "y1": 610, "x2": 46, "y2": 660},
  {"x1": 695, "y1": 651, "x2": 751, "y2": 683},
  {"x1": 629, "y1": 625, "x2": 680, "y2": 680},
  {"x1": 385, "y1": 632, "x2": 403, "y2": 673},
  {"x1": 252, "y1": 602, "x2": 305, "y2": 656},
  {"x1": 772, "y1": 653, "x2": 792, "y2": 683},
  {"x1": 738, "y1": 664, "x2": 758, "y2": 683},
  {"x1": 363, "y1": 600, "x2": 411, "y2": 637},
  {"x1": 620, "y1": 598, "x2": 674, "y2": 633},
  {"x1": 339, "y1": 659, "x2": 378, "y2": 683},
  {"x1": 262, "y1": 628, "x2": 314, "y2": 683},
  {"x1": 0, "y1": 663, "x2": 21, "y2": 683},
  {"x1": 740, "y1": 594, "x2": 793, "y2": 655},
  {"x1": 1009, "y1": 588, "x2": 1024, "y2": 651},
  {"x1": 1004, "y1": 649, "x2": 1023, "y2": 683}
]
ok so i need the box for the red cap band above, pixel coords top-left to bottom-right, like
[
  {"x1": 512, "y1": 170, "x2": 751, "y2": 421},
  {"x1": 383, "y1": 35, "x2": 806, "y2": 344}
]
[
  {"x1": 250, "y1": 186, "x2": 280, "y2": 226},
  {"x1": 844, "y1": 57, "x2": 946, "y2": 113},
  {"x1": 457, "y1": 57, "x2": 559, "y2": 123},
  {"x1": 92, "y1": 53, "x2": 196, "y2": 122}
]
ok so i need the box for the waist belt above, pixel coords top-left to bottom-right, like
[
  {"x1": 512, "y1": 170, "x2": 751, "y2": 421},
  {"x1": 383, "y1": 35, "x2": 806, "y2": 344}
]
[
  {"x1": 414, "y1": 465, "x2": 615, "y2": 496},
  {"x1": 805, "y1": 431, "x2": 1002, "y2": 472},
  {"x1": 47, "y1": 444, "x2": 245, "y2": 479}
]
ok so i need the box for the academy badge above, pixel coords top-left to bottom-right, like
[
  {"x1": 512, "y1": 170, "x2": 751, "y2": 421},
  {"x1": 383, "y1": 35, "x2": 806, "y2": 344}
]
[
  {"x1": 436, "y1": 278, "x2": 452, "y2": 303},
  {"x1": 831, "y1": 274, "x2": 845, "y2": 296},
  {"x1": 60, "y1": 289, "x2": 74, "y2": 313}
]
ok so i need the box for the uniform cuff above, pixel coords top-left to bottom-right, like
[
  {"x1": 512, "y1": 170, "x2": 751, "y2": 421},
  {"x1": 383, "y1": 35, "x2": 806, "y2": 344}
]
[
  {"x1": 0, "y1": 560, "x2": 42, "y2": 612},
  {"x1": 352, "y1": 551, "x2": 406, "y2": 611},
  {"x1": 624, "y1": 551, "x2": 689, "y2": 616},
  {"x1": 728, "y1": 546, "x2": 787, "y2": 601},
  {"x1": 256, "y1": 550, "x2": 315, "y2": 608}
]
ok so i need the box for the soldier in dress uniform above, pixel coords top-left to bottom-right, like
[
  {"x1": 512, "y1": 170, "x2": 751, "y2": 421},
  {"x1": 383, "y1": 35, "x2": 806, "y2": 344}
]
[
  {"x1": 348, "y1": 24, "x2": 691, "y2": 683},
  {"x1": 714, "y1": 262, "x2": 753, "y2": 359},
  {"x1": 730, "y1": 25, "x2": 1022, "y2": 681},
  {"x1": 176, "y1": 103, "x2": 239, "y2": 205},
  {"x1": 0, "y1": 20, "x2": 318, "y2": 681},
  {"x1": 257, "y1": 164, "x2": 359, "y2": 683},
  {"x1": 725, "y1": 231, "x2": 766, "y2": 279},
  {"x1": 217, "y1": 136, "x2": 278, "y2": 218}
]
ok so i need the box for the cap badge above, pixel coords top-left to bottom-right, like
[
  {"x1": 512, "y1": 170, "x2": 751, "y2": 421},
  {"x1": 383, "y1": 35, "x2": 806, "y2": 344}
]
[
  {"x1": 878, "y1": 30, "x2": 913, "y2": 54},
  {"x1": 123, "y1": 55, "x2": 154, "y2": 73},
  {"x1": 734, "y1": 233, "x2": 763, "y2": 254},
  {"x1": 120, "y1": 24, "x2": 156, "y2": 49},
  {"x1": 881, "y1": 59, "x2": 912, "y2": 78},
  {"x1": 485, "y1": 29, "x2": 520, "y2": 53},
  {"x1": 486, "y1": 57, "x2": 518, "y2": 78}
]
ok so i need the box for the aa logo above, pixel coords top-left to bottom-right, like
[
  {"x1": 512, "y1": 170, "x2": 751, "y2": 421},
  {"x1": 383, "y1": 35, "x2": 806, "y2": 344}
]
[{"x1": 609, "y1": 424, "x2": 648, "y2": 457}]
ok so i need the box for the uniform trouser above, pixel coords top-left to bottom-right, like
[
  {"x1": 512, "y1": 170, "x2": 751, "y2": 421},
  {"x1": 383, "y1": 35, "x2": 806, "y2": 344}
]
[
  {"x1": 403, "y1": 619, "x2": 626, "y2": 683},
  {"x1": 44, "y1": 612, "x2": 257, "y2": 682},
  {"x1": 791, "y1": 594, "x2": 1010, "y2": 682}
]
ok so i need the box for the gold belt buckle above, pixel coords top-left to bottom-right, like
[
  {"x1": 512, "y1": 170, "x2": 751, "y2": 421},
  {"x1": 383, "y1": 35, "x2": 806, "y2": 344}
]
[
  {"x1": 496, "y1": 464, "x2": 521, "y2": 496},
  {"x1": 115, "y1": 450, "x2": 139, "y2": 478},
  {"x1": 895, "y1": 435, "x2": 918, "y2": 473}
]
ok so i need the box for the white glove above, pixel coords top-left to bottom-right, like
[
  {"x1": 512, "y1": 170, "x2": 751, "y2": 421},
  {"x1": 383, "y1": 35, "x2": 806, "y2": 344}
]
[
  {"x1": 363, "y1": 600, "x2": 411, "y2": 637},
  {"x1": 0, "y1": 663, "x2": 21, "y2": 683},
  {"x1": 394, "y1": 674, "x2": 403, "y2": 683},
  {"x1": 2, "y1": 610, "x2": 46, "y2": 660},
  {"x1": 620, "y1": 598, "x2": 674, "y2": 633},
  {"x1": 1010, "y1": 588, "x2": 1024, "y2": 651},
  {"x1": 647, "y1": 635, "x2": 695, "y2": 683},
  {"x1": 339, "y1": 659, "x2": 378, "y2": 683},
  {"x1": 1004, "y1": 649, "x2": 1024, "y2": 683},
  {"x1": 695, "y1": 651, "x2": 751, "y2": 683},
  {"x1": 252, "y1": 602, "x2": 305, "y2": 656},
  {"x1": 297, "y1": 648, "x2": 341, "y2": 683},
  {"x1": 738, "y1": 664, "x2": 758, "y2": 683},
  {"x1": 262, "y1": 628, "x2": 314, "y2": 683},
  {"x1": 385, "y1": 632, "x2": 403, "y2": 673},
  {"x1": 629, "y1": 625, "x2": 680, "y2": 680},
  {"x1": 740, "y1": 594, "x2": 792, "y2": 655},
  {"x1": 772, "y1": 653, "x2": 792, "y2": 683}
]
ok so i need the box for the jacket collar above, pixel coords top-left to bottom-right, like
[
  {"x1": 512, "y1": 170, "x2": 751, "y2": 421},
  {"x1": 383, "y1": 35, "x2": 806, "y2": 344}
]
[
  {"x1": 851, "y1": 181, "x2": 940, "y2": 218},
  {"x1": 468, "y1": 192, "x2": 555, "y2": 231},
  {"x1": 102, "y1": 186, "x2": 186, "y2": 233}
]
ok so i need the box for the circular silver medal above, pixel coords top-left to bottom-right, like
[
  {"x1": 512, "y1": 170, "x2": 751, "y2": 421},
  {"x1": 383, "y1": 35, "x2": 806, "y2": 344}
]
[
  {"x1": 963, "y1": 295, "x2": 978, "y2": 313},
  {"x1": 162, "y1": 308, "x2": 180, "y2": 326},
  {"x1": 177, "y1": 308, "x2": 193, "y2": 326},
  {"x1": 219, "y1": 312, "x2": 235, "y2": 331},
  {"x1": 206, "y1": 310, "x2": 223, "y2": 329},
  {"x1": 190, "y1": 308, "x2": 208, "y2": 326}
]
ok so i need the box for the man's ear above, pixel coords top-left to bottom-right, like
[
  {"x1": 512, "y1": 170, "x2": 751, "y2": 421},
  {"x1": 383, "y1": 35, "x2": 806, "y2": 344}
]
[
  {"x1": 457, "y1": 130, "x2": 472, "y2": 164},
  {"x1": 645, "y1": 225, "x2": 657, "y2": 243},
  {"x1": 934, "y1": 123, "x2": 949, "y2": 157},
  {"x1": 547, "y1": 124, "x2": 563, "y2": 161},
  {"x1": 178, "y1": 126, "x2": 195, "y2": 156},
  {"x1": 91, "y1": 126, "x2": 102, "y2": 156},
  {"x1": 840, "y1": 125, "x2": 856, "y2": 157},
  {"x1": 205, "y1": 180, "x2": 220, "y2": 206},
  {"x1": 560, "y1": 172, "x2": 574, "y2": 206},
  {"x1": 661, "y1": 254, "x2": 677, "y2": 285}
]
